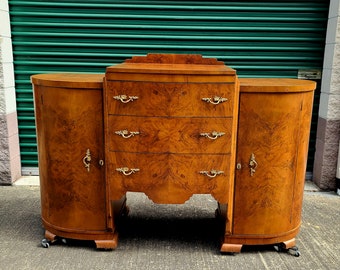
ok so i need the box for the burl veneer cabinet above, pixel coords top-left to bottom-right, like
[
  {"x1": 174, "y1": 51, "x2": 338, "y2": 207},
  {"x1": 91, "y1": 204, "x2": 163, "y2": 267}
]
[
  {"x1": 32, "y1": 73, "x2": 124, "y2": 249},
  {"x1": 104, "y1": 54, "x2": 239, "y2": 238},
  {"x1": 32, "y1": 54, "x2": 316, "y2": 255},
  {"x1": 220, "y1": 78, "x2": 316, "y2": 255}
]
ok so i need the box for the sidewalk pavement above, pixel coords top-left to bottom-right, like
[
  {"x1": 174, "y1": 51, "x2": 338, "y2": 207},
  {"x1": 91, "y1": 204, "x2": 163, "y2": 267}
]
[{"x1": 0, "y1": 179, "x2": 339, "y2": 270}]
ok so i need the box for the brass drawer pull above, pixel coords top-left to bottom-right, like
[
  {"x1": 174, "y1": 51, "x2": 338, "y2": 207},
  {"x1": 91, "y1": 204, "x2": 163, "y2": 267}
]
[
  {"x1": 82, "y1": 149, "x2": 91, "y2": 172},
  {"x1": 199, "y1": 170, "x2": 224, "y2": 178},
  {"x1": 116, "y1": 167, "x2": 140, "y2": 176},
  {"x1": 201, "y1": 96, "x2": 228, "y2": 105},
  {"x1": 113, "y1": 95, "x2": 139, "y2": 103},
  {"x1": 115, "y1": 130, "x2": 140, "y2": 139},
  {"x1": 249, "y1": 153, "x2": 258, "y2": 176},
  {"x1": 200, "y1": 131, "x2": 225, "y2": 140}
]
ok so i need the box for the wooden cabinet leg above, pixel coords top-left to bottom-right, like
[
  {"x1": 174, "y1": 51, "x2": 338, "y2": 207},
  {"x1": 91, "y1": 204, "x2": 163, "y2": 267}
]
[
  {"x1": 44, "y1": 230, "x2": 57, "y2": 242},
  {"x1": 281, "y1": 238, "x2": 296, "y2": 249},
  {"x1": 41, "y1": 230, "x2": 58, "y2": 248},
  {"x1": 94, "y1": 232, "x2": 118, "y2": 250},
  {"x1": 274, "y1": 238, "x2": 300, "y2": 257},
  {"x1": 220, "y1": 243, "x2": 242, "y2": 253}
]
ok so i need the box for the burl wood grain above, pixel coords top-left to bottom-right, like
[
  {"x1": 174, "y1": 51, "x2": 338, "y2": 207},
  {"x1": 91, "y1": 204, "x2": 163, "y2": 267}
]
[
  {"x1": 125, "y1": 53, "x2": 226, "y2": 65},
  {"x1": 221, "y1": 78, "x2": 315, "y2": 251},
  {"x1": 34, "y1": 85, "x2": 107, "y2": 231},
  {"x1": 108, "y1": 116, "x2": 232, "y2": 154},
  {"x1": 109, "y1": 152, "x2": 231, "y2": 204},
  {"x1": 32, "y1": 59, "x2": 316, "y2": 252},
  {"x1": 106, "y1": 53, "x2": 236, "y2": 76},
  {"x1": 33, "y1": 73, "x2": 129, "y2": 247},
  {"x1": 234, "y1": 92, "x2": 303, "y2": 235},
  {"x1": 105, "y1": 54, "x2": 239, "y2": 206},
  {"x1": 106, "y1": 81, "x2": 235, "y2": 117}
]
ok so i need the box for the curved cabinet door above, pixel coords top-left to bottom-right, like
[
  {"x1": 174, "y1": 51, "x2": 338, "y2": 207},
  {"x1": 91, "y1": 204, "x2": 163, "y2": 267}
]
[
  {"x1": 33, "y1": 74, "x2": 107, "y2": 233},
  {"x1": 232, "y1": 80, "x2": 314, "y2": 241}
]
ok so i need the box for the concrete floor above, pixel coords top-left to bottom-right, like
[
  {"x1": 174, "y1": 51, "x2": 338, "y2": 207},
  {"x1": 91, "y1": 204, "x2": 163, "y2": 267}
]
[{"x1": 0, "y1": 180, "x2": 339, "y2": 270}]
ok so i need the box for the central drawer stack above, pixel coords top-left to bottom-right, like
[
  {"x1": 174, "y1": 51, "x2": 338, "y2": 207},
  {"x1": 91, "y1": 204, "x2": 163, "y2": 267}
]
[{"x1": 104, "y1": 54, "x2": 239, "y2": 205}]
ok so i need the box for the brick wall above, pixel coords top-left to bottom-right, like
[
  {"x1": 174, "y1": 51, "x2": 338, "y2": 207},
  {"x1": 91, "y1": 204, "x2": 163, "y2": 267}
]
[
  {"x1": 313, "y1": 0, "x2": 340, "y2": 190},
  {"x1": 0, "y1": 0, "x2": 21, "y2": 184}
]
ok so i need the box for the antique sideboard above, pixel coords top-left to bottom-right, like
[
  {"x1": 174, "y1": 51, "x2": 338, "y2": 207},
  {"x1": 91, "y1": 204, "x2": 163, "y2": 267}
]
[{"x1": 32, "y1": 54, "x2": 316, "y2": 255}]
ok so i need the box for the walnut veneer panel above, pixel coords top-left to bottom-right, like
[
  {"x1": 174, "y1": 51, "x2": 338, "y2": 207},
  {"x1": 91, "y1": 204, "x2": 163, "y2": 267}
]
[
  {"x1": 221, "y1": 78, "x2": 316, "y2": 252},
  {"x1": 234, "y1": 92, "x2": 306, "y2": 235},
  {"x1": 108, "y1": 116, "x2": 232, "y2": 154},
  {"x1": 105, "y1": 54, "x2": 239, "y2": 206},
  {"x1": 106, "y1": 53, "x2": 235, "y2": 76},
  {"x1": 33, "y1": 79, "x2": 106, "y2": 232},
  {"x1": 109, "y1": 153, "x2": 231, "y2": 203},
  {"x1": 32, "y1": 73, "x2": 122, "y2": 248},
  {"x1": 32, "y1": 57, "x2": 316, "y2": 254},
  {"x1": 106, "y1": 81, "x2": 235, "y2": 117}
]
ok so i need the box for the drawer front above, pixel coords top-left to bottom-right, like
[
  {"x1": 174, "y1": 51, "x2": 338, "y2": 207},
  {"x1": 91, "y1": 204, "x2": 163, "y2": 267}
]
[
  {"x1": 108, "y1": 152, "x2": 231, "y2": 203},
  {"x1": 106, "y1": 81, "x2": 235, "y2": 117},
  {"x1": 108, "y1": 116, "x2": 232, "y2": 154}
]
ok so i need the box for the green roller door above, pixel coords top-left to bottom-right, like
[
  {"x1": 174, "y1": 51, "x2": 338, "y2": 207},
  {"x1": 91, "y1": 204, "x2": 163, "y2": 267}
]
[{"x1": 9, "y1": 0, "x2": 329, "y2": 173}]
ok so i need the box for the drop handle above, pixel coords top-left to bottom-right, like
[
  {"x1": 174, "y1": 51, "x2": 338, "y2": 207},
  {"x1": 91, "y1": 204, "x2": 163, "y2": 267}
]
[
  {"x1": 201, "y1": 96, "x2": 228, "y2": 105},
  {"x1": 200, "y1": 131, "x2": 225, "y2": 140},
  {"x1": 116, "y1": 167, "x2": 140, "y2": 176},
  {"x1": 115, "y1": 130, "x2": 140, "y2": 139},
  {"x1": 113, "y1": 95, "x2": 138, "y2": 103},
  {"x1": 249, "y1": 153, "x2": 258, "y2": 176},
  {"x1": 199, "y1": 170, "x2": 224, "y2": 178},
  {"x1": 82, "y1": 149, "x2": 91, "y2": 172}
]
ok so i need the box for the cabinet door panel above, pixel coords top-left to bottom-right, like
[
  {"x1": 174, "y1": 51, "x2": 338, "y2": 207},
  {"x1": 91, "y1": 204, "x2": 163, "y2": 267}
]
[
  {"x1": 233, "y1": 92, "x2": 303, "y2": 235},
  {"x1": 35, "y1": 86, "x2": 106, "y2": 231},
  {"x1": 108, "y1": 116, "x2": 232, "y2": 154},
  {"x1": 106, "y1": 81, "x2": 235, "y2": 117}
]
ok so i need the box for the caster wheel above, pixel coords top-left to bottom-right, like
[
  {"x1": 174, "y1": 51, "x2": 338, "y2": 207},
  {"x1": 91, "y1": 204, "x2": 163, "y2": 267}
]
[
  {"x1": 288, "y1": 247, "x2": 300, "y2": 257},
  {"x1": 273, "y1": 243, "x2": 284, "y2": 252},
  {"x1": 274, "y1": 243, "x2": 300, "y2": 257},
  {"x1": 41, "y1": 239, "x2": 50, "y2": 248}
]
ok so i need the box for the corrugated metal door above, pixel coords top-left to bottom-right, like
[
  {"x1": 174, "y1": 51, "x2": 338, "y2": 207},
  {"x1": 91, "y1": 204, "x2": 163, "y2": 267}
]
[{"x1": 9, "y1": 0, "x2": 329, "y2": 173}]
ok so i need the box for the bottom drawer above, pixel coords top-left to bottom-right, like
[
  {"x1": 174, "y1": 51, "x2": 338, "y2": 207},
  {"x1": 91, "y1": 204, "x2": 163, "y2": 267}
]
[{"x1": 108, "y1": 152, "x2": 231, "y2": 203}]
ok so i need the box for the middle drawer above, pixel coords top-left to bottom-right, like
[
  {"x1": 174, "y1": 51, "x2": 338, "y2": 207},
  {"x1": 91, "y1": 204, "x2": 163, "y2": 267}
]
[{"x1": 108, "y1": 115, "x2": 232, "y2": 154}]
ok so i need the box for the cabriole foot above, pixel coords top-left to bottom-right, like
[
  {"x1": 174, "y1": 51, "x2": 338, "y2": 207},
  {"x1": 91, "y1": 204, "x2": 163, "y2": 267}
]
[
  {"x1": 95, "y1": 232, "x2": 118, "y2": 250},
  {"x1": 220, "y1": 243, "x2": 242, "y2": 254}
]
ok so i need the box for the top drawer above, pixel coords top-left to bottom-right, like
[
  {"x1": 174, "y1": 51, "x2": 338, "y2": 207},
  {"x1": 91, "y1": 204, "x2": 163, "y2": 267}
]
[{"x1": 105, "y1": 81, "x2": 236, "y2": 117}]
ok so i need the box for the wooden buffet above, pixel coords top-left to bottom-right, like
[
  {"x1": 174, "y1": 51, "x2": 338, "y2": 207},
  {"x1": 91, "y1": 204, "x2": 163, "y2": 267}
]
[{"x1": 32, "y1": 54, "x2": 316, "y2": 255}]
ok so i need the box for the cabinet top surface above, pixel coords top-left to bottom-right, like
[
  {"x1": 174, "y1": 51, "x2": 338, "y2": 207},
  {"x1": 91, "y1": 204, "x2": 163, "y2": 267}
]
[
  {"x1": 106, "y1": 53, "x2": 236, "y2": 75},
  {"x1": 239, "y1": 78, "x2": 316, "y2": 93},
  {"x1": 31, "y1": 73, "x2": 104, "y2": 89},
  {"x1": 106, "y1": 63, "x2": 235, "y2": 75}
]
